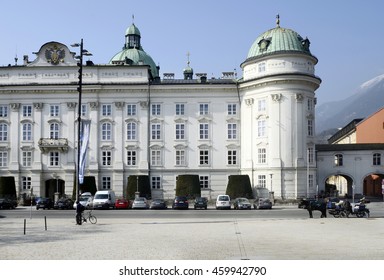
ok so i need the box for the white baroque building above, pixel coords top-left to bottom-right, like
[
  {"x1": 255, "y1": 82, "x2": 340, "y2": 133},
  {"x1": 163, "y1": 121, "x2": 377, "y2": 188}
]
[{"x1": 0, "y1": 17, "x2": 321, "y2": 200}]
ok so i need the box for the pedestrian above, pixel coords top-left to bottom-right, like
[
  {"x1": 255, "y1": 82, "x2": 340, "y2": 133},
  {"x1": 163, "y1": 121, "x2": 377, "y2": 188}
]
[{"x1": 76, "y1": 201, "x2": 85, "y2": 225}]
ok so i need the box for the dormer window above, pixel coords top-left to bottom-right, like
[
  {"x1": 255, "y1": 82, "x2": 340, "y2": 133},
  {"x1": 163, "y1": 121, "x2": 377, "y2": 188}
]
[
  {"x1": 301, "y1": 38, "x2": 310, "y2": 51},
  {"x1": 258, "y1": 38, "x2": 271, "y2": 52}
]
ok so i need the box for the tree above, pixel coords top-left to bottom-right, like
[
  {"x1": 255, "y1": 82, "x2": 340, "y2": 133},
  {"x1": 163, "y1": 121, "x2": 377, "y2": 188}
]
[
  {"x1": 175, "y1": 174, "x2": 201, "y2": 198},
  {"x1": 226, "y1": 175, "x2": 253, "y2": 199},
  {"x1": 0, "y1": 176, "x2": 17, "y2": 198},
  {"x1": 126, "y1": 175, "x2": 151, "y2": 199}
]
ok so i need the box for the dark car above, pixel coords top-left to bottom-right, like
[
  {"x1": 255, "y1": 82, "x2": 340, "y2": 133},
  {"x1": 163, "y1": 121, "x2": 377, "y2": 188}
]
[
  {"x1": 194, "y1": 197, "x2": 208, "y2": 209},
  {"x1": 253, "y1": 198, "x2": 272, "y2": 209},
  {"x1": 36, "y1": 198, "x2": 54, "y2": 210},
  {"x1": 54, "y1": 198, "x2": 74, "y2": 210},
  {"x1": 233, "y1": 197, "x2": 252, "y2": 210},
  {"x1": 0, "y1": 198, "x2": 16, "y2": 209},
  {"x1": 150, "y1": 199, "x2": 168, "y2": 209},
  {"x1": 172, "y1": 196, "x2": 189, "y2": 209}
]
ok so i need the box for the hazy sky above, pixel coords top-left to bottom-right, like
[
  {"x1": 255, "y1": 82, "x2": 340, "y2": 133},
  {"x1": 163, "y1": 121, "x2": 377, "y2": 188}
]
[{"x1": 1, "y1": 0, "x2": 383, "y2": 105}]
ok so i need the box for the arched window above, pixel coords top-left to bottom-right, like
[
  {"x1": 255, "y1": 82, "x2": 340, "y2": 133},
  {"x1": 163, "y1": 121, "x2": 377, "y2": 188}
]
[
  {"x1": 126, "y1": 122, "x2": 136, "y2": 140},
  {"x1": 0, "y1": 123, "x2": 8, "y2": 141},
  {"x1": 22, "y1": 123, "x2": 32, "y2": 141},
  {"x1": 373, "y1": 153, "x2": 381, "y2": 166},
  {"x1": 101, "y1": 122, "x2": 112, "y2": 141}
]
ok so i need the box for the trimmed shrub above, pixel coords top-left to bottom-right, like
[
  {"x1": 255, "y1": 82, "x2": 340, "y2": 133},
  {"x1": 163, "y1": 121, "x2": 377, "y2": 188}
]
[
  {"x1": 226, "y1": 175, "x2": 253, "y2": 199},
  {"x1": 0, "y1": 176, "x2": 17, "y2": 198},
  {"x1": 127, "y1": 175, "x2": 151, "y2": 199},
  {"x1": 79, "y1": 176, "x2": 97, "y2": 195},
  {"x1": 175, "y1": 174, "x2": 201, "y2": 198}
]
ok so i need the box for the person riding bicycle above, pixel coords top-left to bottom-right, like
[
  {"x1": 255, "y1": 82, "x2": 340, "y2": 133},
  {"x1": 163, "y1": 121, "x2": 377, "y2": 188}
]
[{"x1": 76, "y1": 201, "x2": 85, "y2": 225}]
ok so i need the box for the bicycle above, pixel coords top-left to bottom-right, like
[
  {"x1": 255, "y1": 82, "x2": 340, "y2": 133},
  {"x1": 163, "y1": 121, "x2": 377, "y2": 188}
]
[{"x1": 82, "y1": 210, "x2": 97, "y2": 224}]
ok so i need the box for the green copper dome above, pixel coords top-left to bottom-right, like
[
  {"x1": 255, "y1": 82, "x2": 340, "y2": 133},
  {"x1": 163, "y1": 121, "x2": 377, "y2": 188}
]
[
  {"x1": 110, "y1": 23, "x2": 159, "y2": 79},
  {"x1": 246, "y1": 18, "x2": 316, "y2": 62},
  {"x1": 126, "y1": 23, "x2": 141, "y2": 36}
]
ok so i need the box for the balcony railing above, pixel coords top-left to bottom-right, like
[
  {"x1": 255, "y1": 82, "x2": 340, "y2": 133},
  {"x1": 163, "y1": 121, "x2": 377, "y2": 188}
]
[{"x1": 38, "y1": 138, "x2": 69, "y2": 153}]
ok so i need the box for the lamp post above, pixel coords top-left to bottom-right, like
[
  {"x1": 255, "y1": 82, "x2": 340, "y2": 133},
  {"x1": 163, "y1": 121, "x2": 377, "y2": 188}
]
[{"x1": 71, "y1": 39, "x2": 92, "y2": 203}]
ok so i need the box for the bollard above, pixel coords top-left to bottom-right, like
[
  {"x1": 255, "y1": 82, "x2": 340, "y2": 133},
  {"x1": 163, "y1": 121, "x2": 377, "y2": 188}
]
[
  {"x1": 24, "y1": 219, "x2": 26, "y2": 235},
  {"x1": 44, "y1": 216, "x2": 47, "y2": 231}
]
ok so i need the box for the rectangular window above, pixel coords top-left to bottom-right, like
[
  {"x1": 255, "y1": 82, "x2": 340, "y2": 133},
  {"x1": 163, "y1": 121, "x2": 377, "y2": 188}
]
[
  {"x1": 22, "y1": 151, "x2": 32, "y2": 167},
  {"x1": 101, "y1": 123, "x2": 112, "y2": 141},
  {"x1": 257, "y1": 120, "x2": 266, "y2": 137},
  {"x1": 373, "y1": 153, "x2": 381, "y2": 166},
  {"x1": 308, "y1": 119, "x2": 314, "y2": 136},
  {"x1": 308, "y1": 147, "x2": 314, "y2": 164},
  {"x1": 199, "y1": 123, "x2": 209, "y2": 139},
  {"x1": 199, "y1": 150, "x2": 209, "y2": 165},
  {"x1": 102, "y1": 176, "x2": 111, "y2": 189},
  {"x1": 102, "y1": 104, "x2": 112, "y2": 116},
  {"x1": 176, "y1": 104, "x2": 185, "y2": 116},
  {"x1": 151, "y1": 124, "x2": 161, "y2": 140},
  {"x1": 151, "y1": 104, "x2": 161, "y2": 116},
  {"x1": 22, "y1": 176, "x2": 32, "y2": 190},
  {"x1": 49, "y1": 152, "x2": 59, "y2": 166},
  {"x1": 50, "y1": 105, "x2": 59, "y2": 117},
  {"x1": 227, "y1": 104, "x2": 237, "y2": 115},
  {"x1": 258, "y1": 99, "x2": 266, "y2": 111},
  {"x1": 127, "y1": 104, "x2": 137, "y2": 116},
  {"x1": 258, "y1": 175, "x2": 266, "y2": 188},
  {"x1": 227, "y1": 123, "x2": 237, "y2": 140},
  {"x1": 151, "y1": 176, "x2": 161, "y2": 189},
  {"x1": 102, "y1": 150, "x2": 112, "y2": 166},
  {"x1": 258, "y1": 62, "x2": 266, "y2": 72},
  {"x1": 127, "y1": 150, "x2": 137, "y2": 166},
  {"x1": 258, "y1": 148, "x2": 266, "y2": 164},
  {"x1": 0, "y1": 105, "x2": 8, "y2": 117},
  {"x1": 199, "y1": 103, "x2": 209, "y2": 115},
  {"x1": 175, "y1": 123, "x2": 185, "y2": 140},
  {"x1": 308, "y1": 174, "x2": 314, "y2": 189},
  {"x1": 227, "y1": 150, "x2": 237, "y2": 165},
  {"x1": 23, "y1": 105, "x2": 32, "y2": 117},
  {"x1": 307, "y1": 99, "x2": 314, "y2": 111},
  {"x1": 334, "y1": 154, "x2": 343, "y2": 167},
  {"x1": 151, "y1": 150, "x2": 162, "y2": 166},
  {"x1": 175, "y1": 150, "x2": 186, "y2": 166},
  {"x1": 199, "y1": 175, "x2": 209, "y2": 189},
  {"x1": 81, "y1": 104, "x2": 87, "y2": 117},
  {"x1": 0, "y1": 151, "x2": 8, "y2": 167}
]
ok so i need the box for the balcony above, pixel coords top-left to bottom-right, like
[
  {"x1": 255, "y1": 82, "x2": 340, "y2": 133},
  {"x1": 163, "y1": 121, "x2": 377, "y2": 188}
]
[{"x1": 38, "y1": 138, "x2": 69, "y2": 153}]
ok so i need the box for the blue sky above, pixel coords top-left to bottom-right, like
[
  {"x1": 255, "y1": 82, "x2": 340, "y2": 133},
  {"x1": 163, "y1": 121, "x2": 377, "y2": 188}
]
[{"x1": 1, "y1": 0, "x2": 383, "y2": 105}]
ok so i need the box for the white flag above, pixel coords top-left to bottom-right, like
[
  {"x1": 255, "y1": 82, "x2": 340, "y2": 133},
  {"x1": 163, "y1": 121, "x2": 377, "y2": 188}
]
[{"x1": 79, "y1": 120, "x2": 91, "y2": 184}]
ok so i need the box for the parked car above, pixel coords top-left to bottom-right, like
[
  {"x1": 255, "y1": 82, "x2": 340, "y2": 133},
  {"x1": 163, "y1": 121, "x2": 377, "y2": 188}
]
[
  {"x1": 36, "y1": 198, "x2": 54, "y2": 210},
  {"x1": 0, "y1": 198, "x2": 16, "y2": 209},
  {"x1": 215, "y1": 195, "x2": 231, "y2": 210},
  {"x1": 115, "y1": 197, "x2": 130, "y2": 209},
  {"x1": 93, "y1": 190, "x2": 115, "y2": 209},
  {"x1": 150, "y1": 199, "x2": 167, "y2": 209},
  {"x1": 73, "y1": 195, "x2": 93, "y2": 210},
  {"x1": 194, "y1": 197, "x2": 208, "y2": 209},
  {"x1": 233, "y1": 197, "x2": 252, "y2": 210},
  {"x1": 172, "y1": 196, "x2": 189, "y2": 209},
  {"x1": 254, "y1": 198, "x2": 273, "y2": 209},
  {"x1": 132, "y1": 197, "x2": 149, "y2": 209},
  {"x1": 54, "y1": 198, "x2": 74, "y2": 210}
]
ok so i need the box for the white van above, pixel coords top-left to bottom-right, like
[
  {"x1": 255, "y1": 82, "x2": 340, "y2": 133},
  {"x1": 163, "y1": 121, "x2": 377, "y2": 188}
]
[
  {"x1": 92, "y1": 190, "x2": 116, "y2": 209},
  {"x1": 216, "y1": 194, "x2": 231, "y2": 210}
]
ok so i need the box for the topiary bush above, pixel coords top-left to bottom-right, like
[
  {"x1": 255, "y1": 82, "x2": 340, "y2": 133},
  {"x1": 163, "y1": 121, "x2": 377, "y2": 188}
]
[
  {"x1": 79, "y1": 176, "x2": 97, "y2": 195},
  {"x1": 175, "y1": 174, "x2": 201, "y2": 199},
  {"x1": 226, "y1": 175, "x2": 253, "y2": 199},
  {"x1": 127, "y1": 175, "x2": 151, "y2": 199},
  {"x1": 0, "y1": 176, "x2": 17, "y2": 198}
]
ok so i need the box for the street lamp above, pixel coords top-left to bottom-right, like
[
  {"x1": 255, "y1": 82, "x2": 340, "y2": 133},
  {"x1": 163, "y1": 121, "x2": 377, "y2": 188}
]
[{"x1": 71, "y1": 39, "x2": 92, "y2": 202}]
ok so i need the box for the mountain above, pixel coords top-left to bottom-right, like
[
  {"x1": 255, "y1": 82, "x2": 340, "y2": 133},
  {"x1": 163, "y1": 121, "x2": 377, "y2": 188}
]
[{"x1": 316, "y1": 74, "x2": 384, "y2": 138}]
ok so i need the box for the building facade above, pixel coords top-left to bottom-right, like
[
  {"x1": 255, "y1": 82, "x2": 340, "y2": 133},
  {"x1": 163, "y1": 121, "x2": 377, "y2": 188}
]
[{"x1": 0, "y1": 18, "x2": 321, "y2": 200}]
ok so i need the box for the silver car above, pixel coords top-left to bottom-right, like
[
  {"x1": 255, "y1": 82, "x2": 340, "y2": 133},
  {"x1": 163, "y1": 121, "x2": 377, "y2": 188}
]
[
  {"x1": 132, "y1": 197, "x2": 149, "y2": 209},
  {"x1": 254, "y1": 198, "x2": 272, "y2": 209}
]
